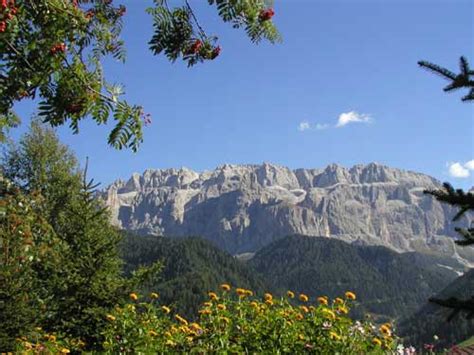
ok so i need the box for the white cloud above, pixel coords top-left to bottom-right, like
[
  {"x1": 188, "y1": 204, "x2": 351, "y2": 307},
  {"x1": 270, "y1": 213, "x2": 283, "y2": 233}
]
[
  {"x1": 315, "y1": 123, "x2": 329, "y2": 130},
  {"x1": 336, "y1": 111, "x2": 372, "y2": 128},
  {"x1": 298, "y1": 121, "x2": 310, "y2": 131},
  {"x1": 448, "y1": 162, "x2": 470, "y2": 178},
  {"x1": 464, "y1": 160, "x2": 474, "y2": 170}
]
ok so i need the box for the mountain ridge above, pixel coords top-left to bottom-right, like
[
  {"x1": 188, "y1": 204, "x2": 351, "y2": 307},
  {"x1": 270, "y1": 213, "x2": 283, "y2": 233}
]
[{"x1": 102, "y1": 162, "x2": 473, "y2": 262}]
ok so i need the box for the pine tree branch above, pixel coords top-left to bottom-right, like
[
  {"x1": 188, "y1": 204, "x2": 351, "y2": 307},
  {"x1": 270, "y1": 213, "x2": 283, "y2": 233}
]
[{"x1": 429, "y1": 296, "x2": 474, "y2": 321}]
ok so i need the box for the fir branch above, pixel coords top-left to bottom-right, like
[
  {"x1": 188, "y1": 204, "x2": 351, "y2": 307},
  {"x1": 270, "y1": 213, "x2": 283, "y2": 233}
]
[{"x1": 429, "y1": 296, "x2": 474, "y2": 321}]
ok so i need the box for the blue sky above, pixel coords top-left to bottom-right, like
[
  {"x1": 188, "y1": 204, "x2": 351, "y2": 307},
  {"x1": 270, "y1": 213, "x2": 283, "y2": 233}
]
[{"x1": 10, "y1": 0, "x2": 474, "y2": 188}]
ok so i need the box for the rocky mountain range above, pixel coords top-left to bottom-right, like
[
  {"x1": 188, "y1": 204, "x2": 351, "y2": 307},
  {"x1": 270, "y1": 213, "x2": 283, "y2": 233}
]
[{"x1": 102, "y1": 163, "x2": 473, "y2": 263}]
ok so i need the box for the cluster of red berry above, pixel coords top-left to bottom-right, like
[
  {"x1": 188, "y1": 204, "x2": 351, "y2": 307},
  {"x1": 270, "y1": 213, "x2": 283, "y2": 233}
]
[
  {"x1": 185, "y1": 39, "x2": 221, "y2": 60},
  {"x1": 259, "y1": 8, "x2": 275, "y2": 22},
  {"x1": 0, "y1": 0, "x2": 18, "y2": 33},
  {"x1": 50, "y1": 43, "x2": 67, "y2": 55}
]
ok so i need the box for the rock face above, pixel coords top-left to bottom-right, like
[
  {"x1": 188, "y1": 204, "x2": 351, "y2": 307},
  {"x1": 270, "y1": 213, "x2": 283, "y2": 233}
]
[{"x1": 102, "y1": 163, "x2": 473, "y2": 262}]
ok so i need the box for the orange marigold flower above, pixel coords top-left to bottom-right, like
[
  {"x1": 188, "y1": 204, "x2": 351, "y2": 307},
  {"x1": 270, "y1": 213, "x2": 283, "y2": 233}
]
[
  {"x1": 190, "y1": 322, "x2": 201, "y2": 331},
  {"x1": 203, "y1": 301, "x2": 212, "y2": 307},
  {"x1": 295, "y1": 313, "x2": 304, "y2": 320},
  {"x1": 217, "y1": 304, "x2": 226, "y2": 311},
  {"x1": 345, "y1": 291, "x2": 356, "y2": 300},
  {"x1": 317, "y1": 296, "x2": 328, "y2": 306},
  {"x1": 250, "y1": 301, "x2": 259, "y2": 308},
  {"x1": 161, "y1": 306, "x2": 171, "y2": 314},
  {"x1": 245, "y1": 289, "x2": 253, "y2": 296},
  {"x1": 299, "y1": 294, "x2": 309, "y2": 302},
  {"x1": 287, "y1": 290, "x2": 295, "y2": 298},
  {"x1": 106, "y1": 314, "x2": 116, "y2": 322},
  {"x1": 264, "y1": 293, "x2": 273, "y2": 302},
  {"x1": 150, "y1": 292, "x2": 159, "y2": 299},
  {"x1": 334, "y1": 297, "x2": 344, "y2": 304},
  {"x1": 129, "y1": 292, "x2": 138, "y2": 301},
  {"x1": 220, "y1": 283, "x2": 231, "y2": 291},
  {"x1": 199, "y1": 309, "x2": 212, "y2": 315},
  {"x1": 148, "y1": 330, "x2": 158, "y2": 336},
  {"x1": 265, "y1": 299, "x2": 274, "y2": 306}
]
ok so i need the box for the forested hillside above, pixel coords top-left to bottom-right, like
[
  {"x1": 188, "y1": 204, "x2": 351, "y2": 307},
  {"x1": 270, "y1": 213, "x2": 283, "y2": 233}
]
[
  {"x1": 248, "y1": 235, "x2": 465, "y2": 322},
  {"x1": 121, "y1": 234, "x2": 269, "y2": 318}
]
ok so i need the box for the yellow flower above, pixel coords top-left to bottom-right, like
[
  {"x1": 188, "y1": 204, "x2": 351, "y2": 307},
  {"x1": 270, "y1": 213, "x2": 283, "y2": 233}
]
[
  {"x1": 129, "y1": 292, "x2": 138, "y2": 301},
  {"x1": 334, "y1": 297, "x2": 344, "y2": 305},
  {"x1": 317, "y1": 296, "x2": 328, "y2": 306},
  {"x1": 265, "y1": 299, "x2": 274, "y2": 306},
  {"x1": 148, "y1": 330, "x2": 158, "y2": 337},
  {"x1": 165, "y1": 331, "x2": 172, "y2": 337},
  {"x1": 47, "y1": 334, "x2": 57, "y2": 342},
  {"x1": 329, "y1": 332, "x2": 340, "y2": 340},
  {"x1": 299, "y1": 294, "x2": 309, "y2": 302},
  {"x1": 372, "y1": 338, "x2": 382, "y2": 346},
  {"x1": 287, "y1": 290, "x2": 295, "y2": 298},
  {"x1": 250, "y1": 301, "x2": 259, "y2": 308},
  {"x1": 298, "y1": 334, "x2": 305, "y2": 341},
  {"x1": 337, "y1": 306, "x2": 349, "y2": 314},
  {"x1": 296, "y1": 313, "x2": 304, "y2": 320},
  {"x1": 165, "y1": 339, "x2": 176, "y2": 346},
  {"x1": 199, "y1": 309, "x2": 212, "y2": 315},
  {"x1": 175, "y1": 314, "x2": 188, "y2": 325},
  {"x1": 379, "y1": 324, "x2": 391, "y2": 336},
  {"x1": 345, "y1": 291, "x2": 356, "y2": 300},
  {"x1": 220, "y1": 283, "x2": 231, "y2": 291},
  {"x1": 236, "y1": 288, "x2": 247, "y2": 296},
  {"x1": 24, "y1": 342, "x2": 33, "y2": 350},
  {"x1": 245, "y1": 289, "x2": 253, "y2": 296},
  {"x1": 190, "y1": 323, "x2": 201, "y2": 331},
  {"x1": 208, "y1": 292, "x2": 218, "y2": 301},
  {"x1": 203, "y1": 301, "x2": 212, "y2": 307},
  {"x1": 264, "y1": 293, "x2": 273, "y2": 302},
  {"x1": 60, "y1": 348, "x2": 70, "y2": 354},
  {"x1": 217, "y1": 303, "x2": 226, "y2": 311},
  {"x1": 150, "y1": 292, "x2": 159, "y2": 299},
  {"x1": 299, "y1": 305, "x2": 309, "y2": 313},
  {"x1": 161, "y1": 306, "x2": 171, "y2": 314},
  {"x1": 220, "y1": 317, "x2": 230, "y2": 324},
  {"x1": 322, "y1": 309, "x2": 336, "y2": 320},
  {"x1": 106, "y1": 314, "x2": 116, "y2": 322}
]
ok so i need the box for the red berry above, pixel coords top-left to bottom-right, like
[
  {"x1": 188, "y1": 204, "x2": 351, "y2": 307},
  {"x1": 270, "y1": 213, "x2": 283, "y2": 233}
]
[
  {"x1": 210, "y1": 46, "x2": 221, "y2": 59},
  {"x1": 0, "y1": 21, "x2": 6, "y2": 32},
  {"x1": 190, "y1": 40, "x2": 202, "y2": 54},
  {"x1": 259, "y1": 8, "x2": 274, "y2": 21},
  {"x1": 0, "y1": 0, "x2": 7, "y2": 9}
]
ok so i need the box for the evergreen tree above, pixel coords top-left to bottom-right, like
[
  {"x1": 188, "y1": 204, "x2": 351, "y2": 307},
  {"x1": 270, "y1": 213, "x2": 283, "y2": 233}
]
[
  {"x1": 418, "y1": 56, "x2": 474, "y2": 322},
  {"x1": 0, "y1": 122, "x2": 132, "y2": 350}
]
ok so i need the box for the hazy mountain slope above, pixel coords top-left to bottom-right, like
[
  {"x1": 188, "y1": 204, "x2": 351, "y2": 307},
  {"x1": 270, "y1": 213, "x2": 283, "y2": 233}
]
[
  {"x1": 247, "y1": 235, "x2": 465, "y2": 322},
  {"x1": 121, "y1": 234, "x2": 269, "y2": 318},
  {"x1": 104, "y1": 163, "x2": 473, "y2": 261},
  {"x1": 399, "y1": 269, "x2": 474, "y2": 349}
]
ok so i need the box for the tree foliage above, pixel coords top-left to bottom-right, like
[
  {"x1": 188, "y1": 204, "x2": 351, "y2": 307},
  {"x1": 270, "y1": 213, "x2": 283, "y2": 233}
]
[
  {"x1": 0, "y1": 0, "x2": 280, "y2": 150},
  {"x1": 420, "y1": 56, "x2": 474, "y2": 325}
]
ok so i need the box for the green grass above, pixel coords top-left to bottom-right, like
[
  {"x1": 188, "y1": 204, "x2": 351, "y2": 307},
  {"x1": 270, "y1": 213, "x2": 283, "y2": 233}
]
[{"x1": 458, "y1": 336, "x2": 474, "y2": 347}]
